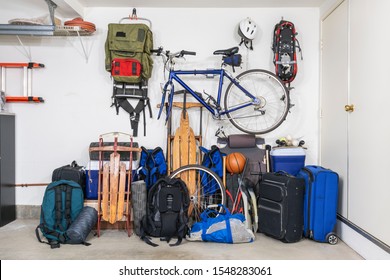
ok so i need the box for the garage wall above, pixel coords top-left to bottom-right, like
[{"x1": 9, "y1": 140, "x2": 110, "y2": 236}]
[{"x1": 0, "y1": 4, "x2": 320, "y2": 205}]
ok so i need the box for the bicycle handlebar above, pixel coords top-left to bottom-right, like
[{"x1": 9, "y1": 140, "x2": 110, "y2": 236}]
[
  {"x1": 181, "y1": 50, "x2": 196, "y2": 56},
  {"x1": 151, "y1": 47, "x2": 196, "y2": 58},
  {"x1": 152, "y1": 47, "x2": 196, "y2": 71}
]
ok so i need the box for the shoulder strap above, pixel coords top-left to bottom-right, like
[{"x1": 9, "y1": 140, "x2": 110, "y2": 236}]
[
  {"x1": 35, "y1": 224, "x2": 66, "y2": 249},
  {"x1": 170, "y1": 178, "x2": 190, "y2": 246},
  {"x1": 111, "y1": 84, "x2": 152, "y2": 137},
  {"x1": 54, "y1": 186, "x2": 63, "y2": 231},
  {"x1": 139, "y1": 180, "x2": 161, "y2": 247},
  {"x1": 64, "y1": 185, "x2": 72, "y2": 228},
  {"x1": 139, "y1": 219, "x2": 159, "y2": 247}
]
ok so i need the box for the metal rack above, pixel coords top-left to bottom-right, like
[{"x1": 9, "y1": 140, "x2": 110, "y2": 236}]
[{"x1": 0, "y1": 0, "x2": 94, "y2": 62}]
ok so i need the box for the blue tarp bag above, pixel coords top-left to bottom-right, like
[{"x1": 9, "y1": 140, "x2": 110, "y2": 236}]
[{"x1": 188, "y1": 204, "x2": 255, "y2": 243}]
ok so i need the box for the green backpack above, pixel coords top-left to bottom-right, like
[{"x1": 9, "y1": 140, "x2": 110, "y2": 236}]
[{"x1": 105, "y1": 23, "x2": 154, "y2": 83}]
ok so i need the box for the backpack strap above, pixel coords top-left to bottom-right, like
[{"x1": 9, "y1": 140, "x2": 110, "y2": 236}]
[
  {"x1": 169, "y1": 178, "x2": 190, "y2": 247},
  {"x1": 139, "y1": 180, "x2": 161, "y2": 247},
  {"x1": 111, "y1": 83, "x2": 152, "y2": 137},
  {"x1": 54, "y1": 186, "x2": 63, "y2": 231},
  {"x1": 64, "y1": 185, "x2": 72, "y2": 228},
  {"x1": 35, "y1": 223, "x2": 66, "y2": 249}
]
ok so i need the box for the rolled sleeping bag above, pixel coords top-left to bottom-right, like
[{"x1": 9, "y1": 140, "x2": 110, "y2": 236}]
[
  {"x1": 228, "y1": 134, "x2": 256, "y2": 148},
  {"x1": 66, "y1": 206, "x2": 98, "y2": 245}
]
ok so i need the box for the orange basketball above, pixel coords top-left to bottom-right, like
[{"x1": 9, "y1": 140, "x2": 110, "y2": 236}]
[{"x1": 226, "y1": 152, "x2": 246, "y2": 174}]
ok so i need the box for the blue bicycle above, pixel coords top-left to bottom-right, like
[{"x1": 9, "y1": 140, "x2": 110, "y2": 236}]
[{"x1": 154, "y1": 46, "x2": 290, "y2": 135}]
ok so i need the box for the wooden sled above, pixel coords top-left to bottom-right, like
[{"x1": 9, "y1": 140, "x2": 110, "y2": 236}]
[{"x1": 89, "y1": 132, "x2": 141, "y2": 237}]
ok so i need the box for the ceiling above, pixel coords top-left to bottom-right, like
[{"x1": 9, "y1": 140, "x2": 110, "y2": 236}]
[{"x1": 54, "y1": 0, "x2": 329, "y2": 17}]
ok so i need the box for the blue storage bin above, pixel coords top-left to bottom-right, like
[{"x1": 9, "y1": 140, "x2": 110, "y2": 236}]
[
  {"x1": 270, "y1": 147, "x2": 306, "y2": 176},
  {"x1": 85, "y1": 169, "x2": 99, "y2": 199},
  {"x1": 85, "y1": 161, "x2": 138, "y2": 200}
]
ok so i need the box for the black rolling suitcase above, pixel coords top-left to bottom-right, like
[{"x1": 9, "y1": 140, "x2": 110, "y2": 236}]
[
  {"x1": 258, "y1": 172, "x2": 305, "y2": 242},
  {"x1": 52, "y1": 161, "x2": 86, "y2": 190}
]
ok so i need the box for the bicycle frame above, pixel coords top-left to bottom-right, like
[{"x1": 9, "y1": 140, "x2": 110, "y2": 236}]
[{"x1": 158, "y1": 67, "x2": 260, "y2": 121}]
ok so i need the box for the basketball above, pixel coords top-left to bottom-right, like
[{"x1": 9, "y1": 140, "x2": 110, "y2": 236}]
[{"x1": 226, "y1": 152, "x2": 246, "y2": 174}]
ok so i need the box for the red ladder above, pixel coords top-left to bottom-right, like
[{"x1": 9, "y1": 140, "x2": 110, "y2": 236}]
[{"x1": 0, "y1": 62, "x2": 45, "y2": 103}]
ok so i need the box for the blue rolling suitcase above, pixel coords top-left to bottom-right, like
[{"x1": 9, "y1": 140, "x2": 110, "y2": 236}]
[{"x1": 297, "y1": 165, "x2": 339, "y2": 244}]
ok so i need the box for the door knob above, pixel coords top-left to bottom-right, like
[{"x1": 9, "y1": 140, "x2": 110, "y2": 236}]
[{"x1": 345, "y1": 104, "x2": 354, "y2": 112}]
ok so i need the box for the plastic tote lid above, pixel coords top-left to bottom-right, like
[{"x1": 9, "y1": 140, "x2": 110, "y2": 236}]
[{"x1": 270, "y1": 147, "x2": 306, "y2": 156}]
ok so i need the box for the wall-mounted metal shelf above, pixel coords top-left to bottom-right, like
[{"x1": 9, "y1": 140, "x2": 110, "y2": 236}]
[
  {"x1": 0, "y1": 24, "x2": 55, "y2": 36},
  {"x1": 0, "y1": 24, "x2": 93, "y2": 37},
  {"x1": 0, "y1": 1, "x2": 94, "y2": 62},
  {"x1": 0, "y1": 25, "x2": 94, "y2": 62}
]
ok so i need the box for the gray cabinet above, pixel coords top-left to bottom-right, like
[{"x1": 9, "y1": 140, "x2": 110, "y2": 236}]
[{"x1": 0, "y1": 113, "x2": 15, "y2": 226}]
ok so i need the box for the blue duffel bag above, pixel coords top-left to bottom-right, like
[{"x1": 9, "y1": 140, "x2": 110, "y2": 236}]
[{"x1": 187, "y1": 204, "x2": 255, "y2": 244}]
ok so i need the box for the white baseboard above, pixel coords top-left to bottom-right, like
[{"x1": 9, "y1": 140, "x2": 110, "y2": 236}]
[{"x1": 336, "y1": 219, "x2": 390, "y2": 260}]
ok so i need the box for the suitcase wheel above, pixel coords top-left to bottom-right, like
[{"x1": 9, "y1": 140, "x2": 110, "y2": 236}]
[{"x1": 326, "y1": 233, "x2": 338, "y2": 245}]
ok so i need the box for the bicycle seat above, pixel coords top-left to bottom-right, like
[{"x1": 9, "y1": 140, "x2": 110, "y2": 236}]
[{"x1": 213, "y1": 47, "x2": 239, "y2": 56}]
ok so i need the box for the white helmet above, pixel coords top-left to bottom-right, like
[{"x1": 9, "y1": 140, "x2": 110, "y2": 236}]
[{"x1": 238, "y1": 18, "x2": 258, "y2": 41}]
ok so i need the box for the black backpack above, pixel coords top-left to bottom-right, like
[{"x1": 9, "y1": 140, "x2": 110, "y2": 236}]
[{"x1": 140, "y1": 177, "x2": 190, "y2": 246}]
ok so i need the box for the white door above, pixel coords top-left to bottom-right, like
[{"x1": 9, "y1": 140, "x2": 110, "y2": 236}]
[
  {"x1": 348, "y1": 0, "x2": 390, "y2": 246},
  {"x1": 320, "y1": 0, "x2": 349, "y2": 217}
]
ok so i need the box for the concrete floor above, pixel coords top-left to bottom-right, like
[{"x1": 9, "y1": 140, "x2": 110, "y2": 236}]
[{"x1": 0, "y1": 219, "x2": 363, "y2": 260}]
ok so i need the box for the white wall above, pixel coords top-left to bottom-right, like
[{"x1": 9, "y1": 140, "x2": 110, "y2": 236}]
[{"x1": 0, "y1": 3, "x2": 320, "y2": 205}]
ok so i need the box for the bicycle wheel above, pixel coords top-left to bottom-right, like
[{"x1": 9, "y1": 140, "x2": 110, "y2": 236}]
[
  {"x1": 169, "y1": 164, "x2": 226, "y2": 224},
  {"x1": 224, "y1": 69, "x2": 290, "y2": 134}
]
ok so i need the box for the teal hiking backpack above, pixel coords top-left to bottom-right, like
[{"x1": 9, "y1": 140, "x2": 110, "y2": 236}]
[
  {"x1": 137, "y1": 146, "x2": 167, "y2": 189},
  {"x1": 35, "y1": 180, "x2": 84, "y2": 249},
  {"x1": 199, "y1": 145, "x2": 225, "y2": 194}
]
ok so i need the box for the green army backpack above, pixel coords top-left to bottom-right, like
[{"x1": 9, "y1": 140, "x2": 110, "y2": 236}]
[{"x1": 105, "y1": 23, "x2": 153, "y2": 83}]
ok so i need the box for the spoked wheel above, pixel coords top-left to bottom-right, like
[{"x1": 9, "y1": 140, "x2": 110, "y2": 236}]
[
  {"x1": 169, "y1": 164, "x2": 226, "y2": 226},
  {"x1": 224, "y1": 69, "x2": 290, "y2": 135}
]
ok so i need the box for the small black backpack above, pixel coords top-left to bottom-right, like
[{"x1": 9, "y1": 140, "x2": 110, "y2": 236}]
[{"x1": 140, "y1": 177, "x2": 190, "y2": 246}]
